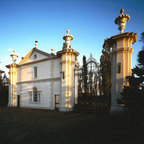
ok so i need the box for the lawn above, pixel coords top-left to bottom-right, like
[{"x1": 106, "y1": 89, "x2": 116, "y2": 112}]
[{"x1": 0, "y1": 107, "x2": 143, "y2": 144}]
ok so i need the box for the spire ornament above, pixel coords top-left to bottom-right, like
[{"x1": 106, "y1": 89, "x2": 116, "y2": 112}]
[
  {"x1": 35, "y1": 41, "x2": 38, "y2": 49},
  {"x1": 10, "y1": 50, "x2": 18, "y2": 63},
  {"x1": 115, "y1": 8, "x2": 130, "y2": 33},
  {"x1": 67, "y1": 29, "x2": 70, "y2": 34},
  {"x1": 63, "y1": 29, "x2": 73, "y2": 49},
  {"x1": 51, "y1": 48, "x2": 55, "y2": 55}
]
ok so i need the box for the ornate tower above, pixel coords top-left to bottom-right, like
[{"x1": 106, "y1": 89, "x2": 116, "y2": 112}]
[
  {"x1": 57, "y1": 30, "x2": 79, "y2": 111},
  {"x1": 7, "y1": 50, "x2": 18, "y2": 107},
  {"x1": 110, "y1": 9, "x2": 137, "y2": 113}
]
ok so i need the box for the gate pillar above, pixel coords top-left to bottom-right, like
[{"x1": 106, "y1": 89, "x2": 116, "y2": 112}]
[
  {"x1": 7, "y1": 50, "x2": 18, "y2": 107},
  {"x1": 109, "y1": 9, "x2": 137, "y2": 113},
  {"x1": 57, "y1": 30, "x2": 79, "y2": 111}
]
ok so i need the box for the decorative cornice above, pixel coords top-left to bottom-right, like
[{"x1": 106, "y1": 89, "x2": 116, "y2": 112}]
[
  {"x1": 110, "y1": 32, "x2": 137, "y2": 44},
  {"x1": 17, "y1": 77, "x2": 61, "y2": 84},
  {"x1": 57, "y1": 49, "x2": 79, "y2": 56},
  {"x1": 61, "y1": 61, "x2": 76, "y2": 64},
  {"x1": 18, "y1": 56, "x2": 60, "y2": 67},
  {"x1": 112, "y1": 47, "x2": 133, "y2": 54},
  {"x1": 6, "y1": 63, "x2": 18, "y2": 68}
]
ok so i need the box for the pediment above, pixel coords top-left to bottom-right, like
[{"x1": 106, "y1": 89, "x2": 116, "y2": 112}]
[{"x1": 19, "y1": 48, "x2": 51, "y2": 65}]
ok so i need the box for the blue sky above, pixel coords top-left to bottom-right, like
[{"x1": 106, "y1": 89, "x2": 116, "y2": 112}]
[{"x1": 0, "y1": 0, "x2": 144, "y2": 76}]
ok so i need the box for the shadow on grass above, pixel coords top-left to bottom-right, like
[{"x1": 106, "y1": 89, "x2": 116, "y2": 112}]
[{"x1": 0, "y1": 107, "x2": 143, "y2": 144}]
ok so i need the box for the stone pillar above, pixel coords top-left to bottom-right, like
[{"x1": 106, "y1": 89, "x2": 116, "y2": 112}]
[
  {"x1": 7, "y1": 50, "x2": 18, "y2": 107},
  {"x1": 108, "y1": 9, "x2": 137, "y2": 114},
  {"x1": 8, "y1": 63, "x2": 18, "y2": 107},
  {"x1": 110, "y1": 32, "x2": 137, "y2": 113},
  {"x1": 57, "y1": 30, "x2": 79, "y2": 111}
]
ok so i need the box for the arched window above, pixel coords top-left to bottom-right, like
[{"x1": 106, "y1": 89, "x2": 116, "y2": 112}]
[
  {"x1": 33, "y1": 87, "x2": 37, "y2": 102},
  {"x1": 31, "y1": 87, "x2": 40, "y2": 103}
]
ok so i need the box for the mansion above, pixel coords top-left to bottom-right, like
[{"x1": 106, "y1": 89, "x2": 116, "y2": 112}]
[{"x1": 7, "y1": 30, "x2": 79, "y2": 111}]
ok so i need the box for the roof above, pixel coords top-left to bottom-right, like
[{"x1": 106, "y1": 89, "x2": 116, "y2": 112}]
[
  {"x1": 19, "y1": 48, "x2": 52, "y2": 65},
  {"x1": 0, "y1": 70, "x2": 4, "y2": 73}
]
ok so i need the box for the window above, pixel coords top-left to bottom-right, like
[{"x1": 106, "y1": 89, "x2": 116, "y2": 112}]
[
  {"x1": 34, "y1": 67, "x2": 37, "y2": 78},
  {"x1": 55, "y1": 95, "x2": 59, "y2": 110},
  {"x1": 33, "y1": 88, "x2": 37, "y2": 102},
  {"x1": 118, "y1": 63, "x2": 121, "y2": 73},
  {"x1": 34, "y1": 54, "x2": 37, "y2": 59},
  {"x1": 31, "y1": 87, "x2": 40, "y2": 103},
  {"x1": 62, "y1": 71, "x2": 65, "y2": 79}
]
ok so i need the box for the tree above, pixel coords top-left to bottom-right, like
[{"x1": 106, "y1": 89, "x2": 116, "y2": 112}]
[
  {"x1": 0, "y1": 71, "x2": 4, "y2": 101},
  {"x1": 94, "y1": 75, "x2": 97, "y2": 96},
  {"x1": 78, "y1": 77, "x2": 82, "y2": 96},
  {"x1": 140, "y1": 32, "x2": 144, "y2": 45},
  {"x1": 100, "y1": 39, "x2": 112, "y2": 97},
  {"x1": 120, "y1": 32, "x2": 144, "y2": 123},
  {"x1": 98, "y1": 75, "x2": 102, "y2": 96},
  {"x1": 82, "y1": 55, "x2": 88, "y2": 94},
  {"x1": 0, "y1": 71, "x2": 8, "y2": 106}
]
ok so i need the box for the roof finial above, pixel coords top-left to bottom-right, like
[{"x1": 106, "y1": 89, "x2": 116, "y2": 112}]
[
  {"x1": 120, "y1": 8, "x2": 124, "y2": 15},
  {"x1": 63, "y1": 29, "x2": 73, "y2": 50},
  {"x1": 35, "y1": 41, "x2": 38, "y2": 49},
  {"x1": 115, "y1": 8, "x2": 130, "y2": 33},
  {"x1": 51, "y1": 48, "x2": 55, "y2": 55},
  {"x1": 67, "y1": 29, "x2": 70, "y2": 34},
  {"x1": 10, "y1": 50, "x2": 18, "y2": 63}
]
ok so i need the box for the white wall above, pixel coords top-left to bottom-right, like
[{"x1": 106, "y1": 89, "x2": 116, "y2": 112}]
[
  {"x1": 17, "y1": 57, "x2": 61, "y2": 109},
  {"x1": 18, "y1": 80, "x2": 61, "y2": 109},
  {"x1": 18, "y1": 58, "x2": 61, "y2": 82}
]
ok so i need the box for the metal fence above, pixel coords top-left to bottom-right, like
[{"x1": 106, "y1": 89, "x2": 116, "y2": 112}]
[
  {"x1": 0, "y1": 86, "x2": 8, "y2": 106},
  {"x1": 75, "y1": 95, "x2": 111, "y2": 112}
]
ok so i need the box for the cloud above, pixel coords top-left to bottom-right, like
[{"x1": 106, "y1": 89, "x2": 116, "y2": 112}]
[{"x1": 8, "y1": 48, "x2": 12, "y2": 51}]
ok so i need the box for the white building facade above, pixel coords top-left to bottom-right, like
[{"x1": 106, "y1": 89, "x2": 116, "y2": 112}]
[{"x1": 6, "y1": 30, "x2": 79, "y2": 111}]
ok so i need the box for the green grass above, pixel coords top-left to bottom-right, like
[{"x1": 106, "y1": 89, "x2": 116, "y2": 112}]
[{"x1": 0, "y1": 107, "x2": 143, "y2": 144}]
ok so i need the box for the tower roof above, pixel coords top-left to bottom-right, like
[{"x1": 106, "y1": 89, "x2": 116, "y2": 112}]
[{"x1": 63, "y1": 29, "x2": 73, "y2": 40}]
